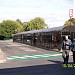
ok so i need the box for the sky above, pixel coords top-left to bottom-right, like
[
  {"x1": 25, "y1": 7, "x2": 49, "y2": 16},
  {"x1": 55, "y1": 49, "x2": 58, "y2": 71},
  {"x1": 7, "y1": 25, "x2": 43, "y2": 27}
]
[{"x1": 0, "y1": 0, "x2": 74, "y2": 28}]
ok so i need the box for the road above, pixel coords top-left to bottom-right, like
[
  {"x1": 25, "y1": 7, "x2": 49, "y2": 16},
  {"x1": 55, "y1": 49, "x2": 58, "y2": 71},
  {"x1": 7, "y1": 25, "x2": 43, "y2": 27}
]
[{"x1": 0, "y1": 40, "x2": 75, "y2": 75}]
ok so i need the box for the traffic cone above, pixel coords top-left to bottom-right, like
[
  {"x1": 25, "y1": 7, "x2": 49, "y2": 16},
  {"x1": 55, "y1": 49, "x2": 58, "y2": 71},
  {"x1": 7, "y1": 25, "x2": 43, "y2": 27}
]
[{"x1": 0, "y1": 48, "x2": 7, "y2": 63}]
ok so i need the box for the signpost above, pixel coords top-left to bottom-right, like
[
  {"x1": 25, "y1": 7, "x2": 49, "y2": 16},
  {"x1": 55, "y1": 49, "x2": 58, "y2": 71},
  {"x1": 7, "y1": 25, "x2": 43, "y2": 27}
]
[
  {"x1": 69, "y1": 9, "x2": 73, "y2": 17},
  {"x1": 69, "y1": 9, "x2": 73, "y2": 38},
  {"x1": 69, "y1": 9, "x2": 73, "y2": 26}
]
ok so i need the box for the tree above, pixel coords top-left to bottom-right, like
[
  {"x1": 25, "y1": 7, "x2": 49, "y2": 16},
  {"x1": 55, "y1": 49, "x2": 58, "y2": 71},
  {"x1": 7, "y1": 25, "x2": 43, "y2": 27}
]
[
  {"x1": 16, "y1": 19, "x2": 23, "y2": 25},
  {"x1": 30, "y1": 17, "x2": 47, "y2": 30},
  {"x1": 23, "y1": 22, "x2": 30, "y2": 31},
  {"x1": 0, "y1": 17, "x2": 47, "y2": 37},
  {"x1": 0, "y1": 20, "x2": 23, "y2": 38},
  {"x1": 23, "y1": 17, "x2": 47, "y2": 31},
  {"x1": 64, "y1": 18, "x2": 75, "y2": 26},
  {"x1": 15, "y1": 21, "x2": 24, "y2": 32}
]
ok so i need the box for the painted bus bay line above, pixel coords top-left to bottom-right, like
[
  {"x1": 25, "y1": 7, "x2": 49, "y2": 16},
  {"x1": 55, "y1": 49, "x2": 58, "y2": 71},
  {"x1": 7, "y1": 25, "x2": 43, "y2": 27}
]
[{"x1": 7, "y1": 53, "x2": 62, "y2": 60}]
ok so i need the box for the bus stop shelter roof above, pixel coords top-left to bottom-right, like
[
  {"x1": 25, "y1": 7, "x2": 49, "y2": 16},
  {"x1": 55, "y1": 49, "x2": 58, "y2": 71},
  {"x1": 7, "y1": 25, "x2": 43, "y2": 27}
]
[{"x1": 13, "y1": 25, "x2": 75, "y2": 35}]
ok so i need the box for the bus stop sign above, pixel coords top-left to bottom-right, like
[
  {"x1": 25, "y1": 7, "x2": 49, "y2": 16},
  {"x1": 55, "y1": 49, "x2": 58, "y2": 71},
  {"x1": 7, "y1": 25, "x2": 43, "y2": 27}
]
[{"x1": 69, "y1": 9, "x2": 73, "y2": 17}]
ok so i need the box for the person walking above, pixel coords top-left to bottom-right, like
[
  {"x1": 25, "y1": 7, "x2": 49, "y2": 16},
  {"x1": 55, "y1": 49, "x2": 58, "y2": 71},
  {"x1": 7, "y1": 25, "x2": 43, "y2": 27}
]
[
  {"x1": 62, "y1": 36, "x2": 72, "y2": 64},
  {"x1": 71, "y1": 39, "x2": 75, "y2": 64}
]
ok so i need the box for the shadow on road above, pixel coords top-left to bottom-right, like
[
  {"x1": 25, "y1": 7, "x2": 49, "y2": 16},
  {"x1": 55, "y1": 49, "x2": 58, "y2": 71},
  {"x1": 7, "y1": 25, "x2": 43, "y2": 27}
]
[
  {"x1": 0, "y1": 61, "x2": 75, "y2": 75},
  {"x1": 48, "y1": 60, "x2": 62, "y2": 64}
]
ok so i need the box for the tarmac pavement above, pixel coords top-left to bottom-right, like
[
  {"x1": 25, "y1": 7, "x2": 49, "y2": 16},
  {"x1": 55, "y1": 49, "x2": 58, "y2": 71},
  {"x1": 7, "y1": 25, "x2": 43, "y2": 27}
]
[{"x1": 0, "y1": 40, "x2": 75, "y2": 75}]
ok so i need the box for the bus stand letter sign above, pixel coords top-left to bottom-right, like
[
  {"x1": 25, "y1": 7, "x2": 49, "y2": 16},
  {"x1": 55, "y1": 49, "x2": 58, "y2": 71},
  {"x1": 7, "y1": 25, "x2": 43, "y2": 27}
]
[{"x1": 69, "y1": 9, "x2": 73, "y2": 17}]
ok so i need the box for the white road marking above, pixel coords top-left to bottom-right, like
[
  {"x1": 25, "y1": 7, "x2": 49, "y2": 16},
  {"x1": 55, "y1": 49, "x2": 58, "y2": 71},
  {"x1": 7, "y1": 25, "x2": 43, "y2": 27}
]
[
  {"x1": 7, "y1": 56, "x2": 25, "y2": 59},
  {"x1": 24, "y1": 56, "x2": 39, "y2": 58},
  {"x1": 7, "y1": 58, "x2": 15, "y2": 60},
  {"x1": 34, "y1": 55, "x2": 50, "y2": 57},
  {"x1": 7, "y1": 53, "x2": 62, "y2": 60},
  {"x1": 50, "y1": 54, "x2": 62, "y2": 56}
]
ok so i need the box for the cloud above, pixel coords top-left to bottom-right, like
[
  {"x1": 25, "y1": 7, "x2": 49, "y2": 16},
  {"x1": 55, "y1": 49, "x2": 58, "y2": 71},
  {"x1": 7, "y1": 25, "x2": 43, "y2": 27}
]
[{"x1": 0, "y1": 0, "x2": 74, "y2": 27}]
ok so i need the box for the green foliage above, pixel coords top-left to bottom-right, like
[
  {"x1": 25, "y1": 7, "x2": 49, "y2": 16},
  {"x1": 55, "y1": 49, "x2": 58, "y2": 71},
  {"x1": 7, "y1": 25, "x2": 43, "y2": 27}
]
[
  {"x1": 64, "y1": 18, "x2": 75, "y2": 26},
  {"x1": 16, "y1": 19, "x2": 23, "y2": 25},
  {"x1": 0, "y1": 20, "x2": 16, "y2": 37},
  {"x1": 23, "y1": 22, "x2": 30, "y2": 31},
  {"x1": 15, "y1": 22, "x2": 24, "y2": 32},
  {"x1": 23, "y1": 17, "x2": 47, "y2": 31},
  {"x1": 0, "y1": 17, "x2": 47, "y2": 38},
  {"x1": 0, "y1": 20, "x2": 23, "y2": 38}
]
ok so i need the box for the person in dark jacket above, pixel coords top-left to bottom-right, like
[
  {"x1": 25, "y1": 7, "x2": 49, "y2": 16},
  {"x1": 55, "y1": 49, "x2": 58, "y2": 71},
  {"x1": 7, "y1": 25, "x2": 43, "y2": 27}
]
[
  {"x1": 71, "y1": 39, "x2": 75, "y2": 64},
  {"x1": 62, "y1": 36, "x2": 72, "y2": 64}
]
